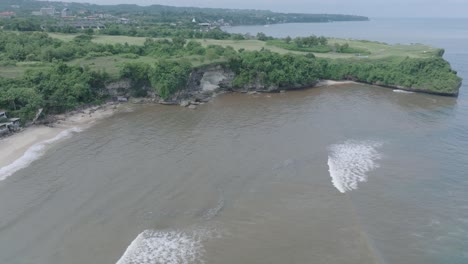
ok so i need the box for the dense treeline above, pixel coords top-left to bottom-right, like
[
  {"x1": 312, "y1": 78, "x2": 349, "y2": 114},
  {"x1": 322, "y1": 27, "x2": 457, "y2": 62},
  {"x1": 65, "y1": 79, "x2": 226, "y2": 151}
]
[
  {"x1": 0, "y1": 64, "x2": 109, "y2": 120},
  {"x1": 0, "y1": 33, "x2": 239, "y2": 120},
  {"x1": 0, "y1": 0, "x2": 368, "y2": 42},
  {"x1": 0, "y1": 18, "x2": 237, "y2": 39},
  {"x1": 322, "y1": 57, "x2": 462, "y2": 94},
  {"x1": 119, "y1": 60, "x2": 192, "y2": 99},
  {"x1": 229, "y1": 50, "x2": 322, "y2": 89},
  {"x1": 0, "y1": 31, "x2": 236, "y2": 64},
  {"x1": 0, "y1": 0, "x2": 368, "y2": 26},
  {"x1": 266, "y1": 35, "x2": 370, "y2": 54},
  {"x1": 0, "y1": 31, "x2": 124, "y2": 63},
  {"x1": 0, "y1": 30, "x2": 461, "y2": 122},
  {"x1": 98, "y1": 6, "x2": 368, "y2": 26},
  {"x1": 102, "y1": 25, "x2": 234, "y2": 40}
]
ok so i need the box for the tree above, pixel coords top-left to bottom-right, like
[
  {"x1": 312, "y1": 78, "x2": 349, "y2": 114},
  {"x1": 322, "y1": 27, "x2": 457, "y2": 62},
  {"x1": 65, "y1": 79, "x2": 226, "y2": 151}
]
[{"x1": 256, "y1": 32, "x2": 268, "y2": 41}]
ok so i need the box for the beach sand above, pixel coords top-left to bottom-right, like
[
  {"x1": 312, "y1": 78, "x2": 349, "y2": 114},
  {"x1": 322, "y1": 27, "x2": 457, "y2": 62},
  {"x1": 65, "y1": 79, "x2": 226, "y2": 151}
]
[
  {"x1": 316, "y1": 80, "x2": 357, "y2": 87},
  {"x1": 0, "y1": 103, "x2": 121, "y2": 175},
  {"x1": 0, "y1": 81, "x2": 351, "y2": 179}
]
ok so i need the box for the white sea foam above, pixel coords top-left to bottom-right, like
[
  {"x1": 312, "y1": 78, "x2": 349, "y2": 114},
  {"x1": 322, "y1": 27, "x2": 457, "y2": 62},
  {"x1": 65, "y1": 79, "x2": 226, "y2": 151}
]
[
  {"x1": 327, "y1": 140, "x2": 383, "y2": 193},
  {"x1": 0, "y1": 127, "x2": 83, "y2": 181},
  {"x1": 116, "y1": 229, "x2": 212, "y2": 264},
  {"x1": 393, "y1": 89, "x2": 414, "y2": 94}
]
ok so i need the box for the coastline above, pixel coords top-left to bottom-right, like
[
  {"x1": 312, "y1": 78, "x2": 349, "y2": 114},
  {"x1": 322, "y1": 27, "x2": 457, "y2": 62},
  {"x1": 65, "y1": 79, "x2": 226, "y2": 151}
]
[
  {"x1": 315, "y1": 80, "x2": 357, "y2": 87},
  {"x1": 0, "y1": 102, "x2": 122, "y2": 180},
  {"x1": 0, "y1": 79, "x2": 421, "y2": 180}
]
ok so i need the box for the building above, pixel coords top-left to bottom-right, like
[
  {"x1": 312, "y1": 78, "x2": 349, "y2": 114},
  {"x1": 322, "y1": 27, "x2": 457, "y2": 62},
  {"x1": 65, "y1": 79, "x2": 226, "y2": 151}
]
[
  {"x1": 40, "y1": 7, "x2": 55, "y2": 16},
  {"x1": 0, "y1": 123, "x2": 9, "y2": 136},
  {"x1": 8, "y1": 118, "x2": 21, "y2": 131},
  {"x1": 61, "y1": 8, "x2": 72, "y2": 17},
  {"x1": 0, "y1": 12, "x2": 15, "y2": 18},
  {"x1": 119, "y1": 18, "x2": 130, "y2": 24},
  {"x1": 0, "y1": 111, "x2": 21, "y2": 135},
  {"x1": 60, "y1": 20, "x2": 106, "y2": 30},
  {"x1": 0, "y1": 111, "x2": 7, "y2": 120}
]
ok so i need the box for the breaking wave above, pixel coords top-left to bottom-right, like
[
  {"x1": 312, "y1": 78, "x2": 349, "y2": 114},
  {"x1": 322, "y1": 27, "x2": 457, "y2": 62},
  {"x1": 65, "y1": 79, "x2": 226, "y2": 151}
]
[
  {"x1": 327, "y1": 140, "x2": 383, "y2": 193},
  {"x1": 393, "y1": 89, "x2": 414, "y2": 94},
  {"x1": 116, "y1": 228, "x2": 215, "y2": 264},
  {"x1": 0, "y1": 127, "x2": 83, "y2": 181}
]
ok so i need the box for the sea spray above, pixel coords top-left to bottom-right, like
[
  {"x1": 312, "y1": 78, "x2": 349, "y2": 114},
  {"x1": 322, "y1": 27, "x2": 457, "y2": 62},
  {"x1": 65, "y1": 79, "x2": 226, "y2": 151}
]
[
  {"x1": 327, "y1": 140, "x2": 383, "y2": 193},
  {"x1": 0, "y1": 127, "x2": 83, "y2": 181},
  {"x1": 393, "y1": 89, "x2": 414, "y2": 94},
  {"x1": 116, "y1": 228, "x2": 218, "y2": 264}
]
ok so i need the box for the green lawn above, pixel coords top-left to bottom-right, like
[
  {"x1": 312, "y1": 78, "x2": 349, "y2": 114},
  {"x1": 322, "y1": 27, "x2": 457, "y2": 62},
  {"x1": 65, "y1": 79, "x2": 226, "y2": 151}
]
[
  {"x1": 0, "y1": 62, "x2": 50, "y2": 78},
  {"x1": 1, "y1": 33, "x2": 439, "y2": 79},
  {"x1": 67, "y1": 54, "x2": 226, "y2": 79},
  {"x1": 48, "y1": 33, "x2": 152, "y2": 46},
  {"x1": 196, "y1": 38, "x2": 440, "y2": 59},
  {"x1": 325, "y1": 38, "x2": 439, "y2": 59},
  {"x1": 46, "y1": 33, "x2": 440, "y2": 60}
]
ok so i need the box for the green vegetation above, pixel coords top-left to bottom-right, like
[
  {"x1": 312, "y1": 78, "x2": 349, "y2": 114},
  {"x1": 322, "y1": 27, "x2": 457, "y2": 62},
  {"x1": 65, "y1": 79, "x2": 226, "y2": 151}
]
[
  {"x1": 322, "y1": 56, "x2": 461, "y2": 94},
  {"x1": 0, "y1": 63, "x2": 109, "y2": 120},
  {"x1": 119, "y1": 60, "x2": 192, "y2": 99},
  {"x1": 0, "y1": 0, "x2": 368, "y2": 42},
  {"x1": 266, "y1": 36, "x2": 370, "y2": 54},
  {"x1": 0, "y1": 1, "x2": 461, "y2": 124},
  {"x1": 229, "y1": 50, "x2": 322, "y2": 88},
  {"x1": 0, "y1": 0, "x2": 368, "y2": 29},
  {"x1": 0, "y1": 30, "x2": 461, "y2": 122},
  {"x1": 0, "y1": 31, "x2": 241, "y2": 120}
]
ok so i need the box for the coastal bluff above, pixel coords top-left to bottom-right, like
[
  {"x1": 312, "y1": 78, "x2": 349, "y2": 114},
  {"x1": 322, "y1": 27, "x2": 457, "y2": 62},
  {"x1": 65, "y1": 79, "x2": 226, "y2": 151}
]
[{"x1": 105, "y1": 57, "x2": 462, "y2": 104}]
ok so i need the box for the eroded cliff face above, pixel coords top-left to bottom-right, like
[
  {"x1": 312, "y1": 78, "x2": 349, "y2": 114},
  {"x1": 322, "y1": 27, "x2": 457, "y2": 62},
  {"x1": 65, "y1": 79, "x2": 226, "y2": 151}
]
[
  {"x1": 166, "y1": 64, "x2": 236, "y2": 102},
  {"x1": 104, "y1": 62, "x2": 460, "y2": 103},
  {"x1": 105, "y1": 79, "x2": 132, "y2": 96},
  {"x1": 104, "y1": 65, "x2": 236, "y2": 101},
  {"x1": 186, "y1": 64, "x2": 235, "y2": 92}
]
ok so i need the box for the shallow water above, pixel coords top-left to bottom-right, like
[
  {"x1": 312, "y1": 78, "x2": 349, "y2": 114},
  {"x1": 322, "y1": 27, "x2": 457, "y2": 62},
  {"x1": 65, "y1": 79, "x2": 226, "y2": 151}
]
[{"x1": 1, "y1": 18, "x2": 468, "y2": 263}]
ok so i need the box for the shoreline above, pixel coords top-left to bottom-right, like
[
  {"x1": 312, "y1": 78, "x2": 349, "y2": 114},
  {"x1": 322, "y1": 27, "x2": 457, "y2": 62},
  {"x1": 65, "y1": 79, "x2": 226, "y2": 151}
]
[
  {"x1": 0, "y1": 102, "x2": 122, "y2": 180},
  {"x1": 0, "y1": 79, "x2": 414, "y2": 180},
  {"x1": 315, "y1": 80, "x2": 357, "y2": 87}
]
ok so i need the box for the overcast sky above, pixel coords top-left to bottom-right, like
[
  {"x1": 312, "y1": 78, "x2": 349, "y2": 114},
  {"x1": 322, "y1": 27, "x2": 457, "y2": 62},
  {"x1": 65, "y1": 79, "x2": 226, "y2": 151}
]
[{"x1": 60, "y1": 0, "x2": 468, "y2": 18}]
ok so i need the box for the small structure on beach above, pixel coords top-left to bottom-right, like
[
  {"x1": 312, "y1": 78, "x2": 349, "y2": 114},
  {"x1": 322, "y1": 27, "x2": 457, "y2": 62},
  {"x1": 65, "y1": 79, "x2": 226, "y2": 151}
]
[
  {"x1": 0, "y1": 123, "x2": 9, "y2": 135},
  {"x1": 0, "y1": 111, "x2": 21, "y2": 135},
  {"x1": 8, "y1": 118, "x2": 21, "y2": 131},
  {"x1": 116, "y1": 96, "x2": 128, "y2": 102}
]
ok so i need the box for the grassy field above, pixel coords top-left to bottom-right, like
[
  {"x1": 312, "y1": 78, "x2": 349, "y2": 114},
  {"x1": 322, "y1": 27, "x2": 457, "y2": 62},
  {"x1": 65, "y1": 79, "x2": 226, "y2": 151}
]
[
  {"x1": 68, "y1": 54, "x2": 226, "y2": 79},
  {"x1": 1, "y1": 33, "x2": 439, "y2": 79},
  {"x1": 48, "y1": 33, "x2": 150, "y2": 46},
  {"x1": 325, "y1": 38, "x2": 439, "y2": 59},
  {"x1": 0, "y1": 53, "x2": 226, "y2": 79},
  {"x1": 47, "y1": 33, "x2": 440, "y2": 60},
  {"x1": 0, "y1": 62, "x2": 50, "y2": 78}
]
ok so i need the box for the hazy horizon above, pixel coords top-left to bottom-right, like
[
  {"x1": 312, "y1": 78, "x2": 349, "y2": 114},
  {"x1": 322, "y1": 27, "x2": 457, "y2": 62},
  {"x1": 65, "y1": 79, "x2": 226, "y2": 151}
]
[{"x1": 56, "y1": 0, "x2": 468, "y2": 18}]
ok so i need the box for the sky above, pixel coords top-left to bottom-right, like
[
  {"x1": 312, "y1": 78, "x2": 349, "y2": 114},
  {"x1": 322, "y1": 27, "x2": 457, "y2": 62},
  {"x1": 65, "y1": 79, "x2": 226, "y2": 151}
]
[{"x1": 59, "y1": 0, "x2": 468, "y2": 18}]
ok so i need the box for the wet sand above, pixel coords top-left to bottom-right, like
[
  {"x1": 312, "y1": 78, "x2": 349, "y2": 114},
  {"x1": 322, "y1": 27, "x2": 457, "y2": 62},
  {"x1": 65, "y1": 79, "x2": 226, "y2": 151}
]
[
  {"x1": 0, "y1": 80, "x2": 354, "y2": 176},
  {"x1": 0, "y1": 103, "x2": 121, "y2": 179}
]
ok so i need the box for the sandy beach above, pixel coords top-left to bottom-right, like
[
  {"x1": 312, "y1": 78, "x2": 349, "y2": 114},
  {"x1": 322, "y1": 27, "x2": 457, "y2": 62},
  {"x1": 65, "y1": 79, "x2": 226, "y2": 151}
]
[
  {"x1": 0, "y1": 79, "x2": 355, "y2": 180},
  {"x1": 316, "y1": 80, "x2": 357, "y2": 87},
  {"x1": 0, "y1": 102, "x2": 122, "y2": 180}
]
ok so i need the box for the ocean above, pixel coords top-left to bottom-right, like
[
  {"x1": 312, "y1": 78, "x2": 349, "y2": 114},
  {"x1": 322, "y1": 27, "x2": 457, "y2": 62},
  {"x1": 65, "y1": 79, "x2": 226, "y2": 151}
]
[{"x1": 0, "y1": 18, "x2": 467, "y2": 263}]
